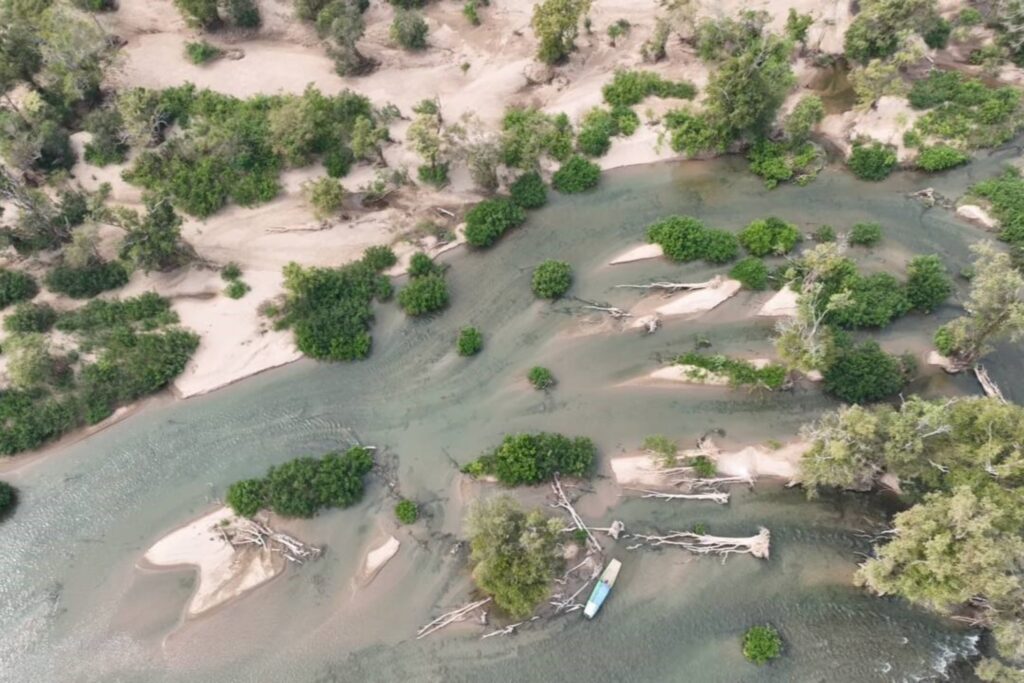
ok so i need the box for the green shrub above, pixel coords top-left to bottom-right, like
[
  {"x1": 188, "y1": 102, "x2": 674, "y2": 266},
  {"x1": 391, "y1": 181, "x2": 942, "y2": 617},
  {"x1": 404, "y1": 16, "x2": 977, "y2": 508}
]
[
  {"x1": 0, "y1": 390, "x2": 77, "y2": 455},
  {"x1": 303, "y1": 177, "x2": 345, "y2": 219},
  {"x1": 922, "y1": 17, "x2": 951, "y2": 49},
  {"x1": 906, "y1": 254, "x2": 952, "y2": 313},
  {"x1": 225, "y1": 0, "x2": 261, "y2": 28},
  {"x1": 225, "y1": 279, "x2": 250, "y2": 299},
  {"x1": 465, "y1": 432, "x2": 596, "y2": 485},
  {"x1": 848, "y1": 142, "x2": 897, "y2": 181},
  {"x1": 691, "y1": 455, "x2": 716, "y2": 478},
  {"x1": 464, "y1": 198, "x2": 526, "y2": 247},
  {"x1": 408, "y1": 252, "x2": 439, "y2": 278},
  {"x1": 362, "y1": 245, "x2": 398, "y2": 271},
  {"x1": 226, "y1": 447, "x2": 374, "y2": 518},
  {"x1": 742, "y1": 625, "x2": 782, "y2": 665},
  {"x1": 391, "y1": 9, "x2": 429, "y2": 50},
  {"x1": 457, "y1": 326, "x2": 483, "y2": 356},
  {"x1": 738, "y1": 217, "x2": 800, "y2": 257},
  {"x1": 552, "y1": 156, "x2": 600, "y2": 193},
  {"x1": 278, "y1": 249, "x2": 394, "y2": 361},
  {"x1": 44, "y1": 261, "x2": 130, "y2": 299},
  {"x1": 463, "y1": 0, "x2": 480, "y2": 25},
  {"x1": 531, "y1": 260, "x2": 572, "y2": 299},
  {"x1": 823, "y1": 340, "x2": 907, "y2": 404},
  {"x1": 500, "y1": 107, "x2": 574, "y2": 169},
  {"x1": 677, "y1": 353, "x2": 787, "y2": 390},
  {"x1": 221, "y1": 262, "x2": 242, "y2": 281},
  {"x1": 0, "y1": 480, "x2": 16, "y2": 519},
  {"x1": 528, "y1": 366, "x2": 555, "y2": 390},
  {"x1": 702, "y1": 229, "x2": 739, "y2": 264},
  {"x1": 576, "y1": 108, "x2": 618, "y2": 157},
  {"x1": 602, "y1": 70, "x2": 696, "y2": 107},
  {"x1": 814, "y1": 225, "x2": 836, "y2": 242},
  {"x1": 647, "y1": 215, "x2": 707, "y2": 262},
  {"x1": 395, "y1": 499, "x2": 418, "y2": 524},
  {"x1": 83, "y1": 109, "x2": 129, "y2": 166},
  {"x1": 398, "y1": 273, "x2": 449, "y2": 315},
  {"x1": 4, "y1": 303, "x2": 57, "y2": 334},
  {"x1": 0, "y1": 270, "x2": 38, "y2": 309},
  {"x1": 934, "y1": 324, "x2": 955, "y2": 356},
  {"x1": 826, "y1": 273, "x2": 910, "y2": 329},
  {"x1": 848, "y1": 222, "x2": 882, "y2": 247},
  {"x1": 185, "y1": 40, "x2": 223, "y2": 64},
  {"x1": 324, "y1": 145, "x2": 355, "y2": 178},
  {"x1": 729, "y1": 257, "x2": 769, "y2": 290},
  {"x1": 55, "y1": 292, "x2": 177, "y2": 335},
  {"x1": 509, "y1": 171, "x2": 547, "y2": 209},
  {"x1": 916, "y1": 145, "x2": 969, "y2": 172}
]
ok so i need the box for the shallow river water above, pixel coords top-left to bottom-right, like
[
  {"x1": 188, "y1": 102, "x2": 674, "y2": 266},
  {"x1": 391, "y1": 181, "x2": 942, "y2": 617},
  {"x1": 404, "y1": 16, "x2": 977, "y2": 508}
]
[{"x1": 3, "y1": 150, "x2": 1019, "y2": 683}]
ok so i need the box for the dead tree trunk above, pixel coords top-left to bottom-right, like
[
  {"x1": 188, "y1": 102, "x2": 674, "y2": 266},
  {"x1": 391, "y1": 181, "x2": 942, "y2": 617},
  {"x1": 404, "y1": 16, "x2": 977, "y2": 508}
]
[
  {"x1": 219, "y1": 517, "x2": 322, "y2": 564},
  {"x1": 628, "y1": 488, "x2": 730, "y2": 504},
  {"x1": 974, "y1": 365, "x2": 1006, "y2": 403},
  {"x1": 551, "y1": 474, "x2": 602, "y2": 552},
  {"x1": 416, "y1": 598, "x2": 492, "y2": 639},
  {"x1": 626, "y1": 527, "x2": 771, "y2": 559}
]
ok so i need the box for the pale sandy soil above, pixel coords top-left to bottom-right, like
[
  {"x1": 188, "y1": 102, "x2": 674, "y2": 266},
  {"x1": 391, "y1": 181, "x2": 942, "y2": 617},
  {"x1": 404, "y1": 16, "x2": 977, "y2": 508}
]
[
  {"x1": 927, "y1": 350, "x2": 957, "y2": 371},
  {"x1": 360, "y1": 535, "x2": 401, "y2": 584},
  {"x1": 142, "y1": 506, "x2": 283, "y2": 617},
  {"x1": 610, "y1": 440, "x2": 808, "y2": 488},
  {"x1": 757, "y1": 285, "x2": 799, "y2": 317},
  {"x1": 609, "y1": 243, "x2": 664, "y2": 265},
  {"x1": 627, "y1": 278, "x2": 742, "y2": 327},
  {"x1": 820, "y1": 96, "x2": 922, "y2": 163},
  {"x1": 640, "y1": 358, "x2": 772, "y2": 387},
  {"x1": 956, "y1": 204, "x2": 999, "y2": 229}
]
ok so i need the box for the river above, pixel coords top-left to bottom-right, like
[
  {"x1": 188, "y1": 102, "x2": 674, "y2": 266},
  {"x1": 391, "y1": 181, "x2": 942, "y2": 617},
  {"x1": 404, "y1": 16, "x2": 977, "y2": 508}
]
[{"x1": 2, "y1": 149, "x2": 1014, "y2": 682}]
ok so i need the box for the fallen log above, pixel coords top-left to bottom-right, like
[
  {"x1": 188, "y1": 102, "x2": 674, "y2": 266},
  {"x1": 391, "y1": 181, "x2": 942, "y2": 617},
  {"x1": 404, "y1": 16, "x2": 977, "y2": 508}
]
[
  {"x1": 974, "y1": 365, "x2": 1006, "y2": 403},
  {"x1": 627, "y1": 488, "x2": 730, "y2": 504},
  {"x1": 551, "y1": 475, "x2": 602, "y2": 552},
  {"x1": 481, "y1": 616, "x2": 540, "y2": 639},
  {"x1": 416, "y1": 597, "x2": 492, "y2": 639},
  {"x1": 220, "y1": 516, "x2": 322, "y2": 564},
  {"x1": 614, "y1": 277, "x2": 720, "y2": 293},
  {"x1": 626, "y1": 527, "x2": 771, "y2": 559}
]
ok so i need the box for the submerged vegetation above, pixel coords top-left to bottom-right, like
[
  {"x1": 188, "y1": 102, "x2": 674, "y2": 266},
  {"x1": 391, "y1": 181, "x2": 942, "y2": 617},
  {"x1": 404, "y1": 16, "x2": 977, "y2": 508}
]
[
  {"x1": 677, "y1": 353, "x2": 787, "y2": 390},
  {"x1": 462, "y1": 432, "x2": 595, "y2": 485},
  {"x1": 742, "y1": 625, "x2": 783, "y2": 665}
]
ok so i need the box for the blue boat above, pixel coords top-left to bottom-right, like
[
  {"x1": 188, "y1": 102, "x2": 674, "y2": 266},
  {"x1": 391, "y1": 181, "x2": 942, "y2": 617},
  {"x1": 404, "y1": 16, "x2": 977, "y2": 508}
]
[{"x1": 584, "y1": 559, "x2": 622, "y2": 618}]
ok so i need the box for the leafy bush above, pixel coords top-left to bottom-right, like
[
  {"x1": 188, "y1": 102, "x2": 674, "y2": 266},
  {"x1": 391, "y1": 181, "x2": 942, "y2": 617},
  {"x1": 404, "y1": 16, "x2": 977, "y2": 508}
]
[
  {"x1": 747, "y1": 138, "x2": 822, "y2": 189},
  {"x1": 464, "y1": 432, "x2": 596, "y2": 485},
  {"x1": 395, "y1": 499, "x2": 418, "y2": 524},
  {"x1": 701, "y1": 229, "x2": 739, "y2": 264},
  {"x1": 226, "y1": 447, "x2": 374, "y2": 518},
  {"x1": 0, "y1": 480, "x2": 16, "y2": 519},
  {"x1": 691, "y1": 455, "x2": 716, "y2": 477},
  {"x1": 185, "y1": 40, "x2": 223, "y2": 64},
  {"x1": 225, "y1": 279, "x2": 250, "y2": 299},
  {"x1": 823, "y1": 340, "x2": 907, "y2": 403},
  {"x1": 509, "y1": 171, "x2": 547, "y2": 209},
  {"x1": 407, "y1": 252, "x2": 439, "y2": 278},
  {"x1": 531, "y1": 260, "x2": 572, "y2": 299},
  {"x1": 457, "y1": 326, "x2": 483, "y2": 356},
  {"x1": 934, "y1": 324, "x2": 956, "y2": 356},
  {"x1": 814, "y1": 225, "x2": 836, "y2": 242},
  {"x1": 500, "y1": 107, "x2": 574, "y2": 169},
  {"x1": 576, "y1": 108, "x2": 618, "y2": 157},
  {"x1": 0, "y1": 390, "x2": 77, "y2": 455},
  {"x1": 362, "y1": 245, "x2": 398, "y2": 271},
  {"x1": 324, "y1": 145, "x2": 355, "y2": 178},
  {"x1": 729, "y1": 257, "x2": 769, "y2": 290},
  {"x1": 738, "y1": 217, "x2": 800, "y2": 256},
  {"x1": 848, "y1": 222, "x2": 883, "y2": 247},
  {"x1": 677, "y1": 353, "x2": 787, "y2": 390},
  {"x1": 303, "y1": 177, "x2": 345, "y2": 219},
  {"x1": 0, "y1": 270, "x2": 38, "y2": 309},
  {"x1": 391, "y1": 9, "x2": 429, "y2": 50},
  {"x1": 602, "y1": 70, "x2": 696, "y2": 107},
  {"x1": 225, "y1": 0, "x2": 261, "y2": 28},
  {"x1": 528, "y1": 366, "x2": 555, "y2": 390},
  {"x1": 278, "y1": 249, "x2": 393, "y2": 361},
  {"x1": 647, "y1": 215, "x2": 706, "y2": 262},
  {"x1": 4, "y1": 303, "x2": 57, "y2": 334},
  {"x1": 55, "y1": 292, "x2": 177, "y2": 335},
  {"x1": 922, "y1": 17, "x2": 951, "y2": 49},
  {"x1": 743, "y1": 625, "x2": 782, "y2": 665},
  {"x1": 915, "y1": 145, "x2": 969, "y2": 171},
  {"x1": 552, "y1": 155, "x2": 600, "y2": 193},
  {"x1": 848, "y1": 142, "x2": 897, "y2": 181},
  {"x1": 464, "y1": 198, "x2": 526, "y2": 247},
  {"x1": 826, "y1": 273, "x2": 911, "y2": 329},
  {"x1": 398, "y1": 273, "x2": 449, "y2": 315},
  {"x1": 44, "y1": 260, "x2": 130, "y2": 298},
  {"x1": 83, "y1": 108, "x2": 129, "y2": 166},
  {"x1": 906, "y1": 254, "x2": 952, "y2": 313}
]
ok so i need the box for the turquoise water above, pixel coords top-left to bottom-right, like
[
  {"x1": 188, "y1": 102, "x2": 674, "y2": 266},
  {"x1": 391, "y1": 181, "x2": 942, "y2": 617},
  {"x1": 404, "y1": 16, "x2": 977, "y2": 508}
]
[{"x1": 2, "y1": 153, "x2": 1008, "y2": 682}]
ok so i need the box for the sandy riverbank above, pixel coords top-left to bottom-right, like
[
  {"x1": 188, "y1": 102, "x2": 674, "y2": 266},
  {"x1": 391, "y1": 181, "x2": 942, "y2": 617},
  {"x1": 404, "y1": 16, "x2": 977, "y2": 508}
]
[{"x1": 610, "y1": 440, "x2": 807, "y2": 488}]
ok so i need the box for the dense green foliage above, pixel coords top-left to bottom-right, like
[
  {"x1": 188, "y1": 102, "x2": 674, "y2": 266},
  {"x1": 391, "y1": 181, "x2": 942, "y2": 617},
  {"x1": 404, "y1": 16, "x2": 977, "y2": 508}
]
[
  {"x1": 738, "y1": 217, "x2": 800, "y2": 257},
  {"x1": 646, "y1": 215, "x2": 739, "y2": 264},
  {"x1": 843, "y1": 0, "x2": 938, "y2": 64},
  {"x1": 0, "y1": 270, "x2": 38, "y2": 309},
  {"x1": 0, "y1": 480, "x2": 16, "y2": 519},
  {"x1": 500, "y1": 107, "x2": 573, "y2": 169},
  {"x1": 398, "y1": 273, "x2": 448, "y2": 316},
  {"x1": 531, "y1": 260, "x2": 572, "y2": 299},
  {"x1": 226, "y1": 447, "x2": 374, "y2": 518},
  {"x1": 551, "y1": 155, "x2": 600, "y2": 193},
  {"x1": 394, "y1": 499, "x2": 418, "y2": 524},
  {"x1": 742, "y1": 625, "x2": 782, "y2": 665},
  {"x1": 509, "y1": 171, "x2": 547, "y2": 209},
  {"x1": 828, "y1": 273, "x2": 910, "y2": 328},
  {"x1": 463, "y1": 432, "x2": 596, "y2": 485},
  {"x1": 44, "y1": 260, "x2": 129, "y2": 298},
  {"x1": 185, "y1": 40, "x2": 223, "y2": 64},
  {"x1": 277, "y1": 247, "x2": 394, "y2": 360},
  {"x1": 747, "y1": 139, "x2": 821, "y2": 189},
  {"x1": 905, "y1": 255, "x2": 952, "y2": 313},
  {"x1": 122, "y1": 85, "x2": 377, "y2": 217},
  {"x1": 303, "y1": 177, "x2": 345, "y2": 219},
  {"x1": 83, "y1": 108, "x2": 129, "y2": 165},
  {"x1": 576, "y1": 108, "x2": 619, "y2": 157},
  {"x1": 390, "y1": 9, "x2": 428, "y2": 49},
  {"x1": 971, "y1": 168, "x2": 1024, "y2": 251},
  {"x1": 457, "y1": 326, "x2": 483, "y2": 356},
  {"x1": 527, "y1": 366, "x2": 555, "y2": 390},
  {"x1": 915, "y1": 145, "x2": 969, "y2": 172},
  {"x1": 531, "y1": 0, "x2": 591, "y2": 64},
  {"x1": 407, "y1": 252, "x2": 439, "y2": 278},
  {"x1": 601, "y1": 70, "x2": 696, "y2": 107},
  {"x1": 822, "y1": 340, "x2": 907, "y2": 404},
  {"x1": 4, "y1": 302, "x2": 57, "y2": 334},
  {"x1": 848, "y1": 222, "x2": 882, "y2": 247},
  {"x1": 729, "y1": 257, "x2": 769, "y2": 290},
  {"x1": 467, "y1": 496, "x2": 563, "y2": 617},
  {"x1": 847, "y1": 142, "x2": 897, "y2": 181},
  {"x1": 908, "y1": 70, "x2": 1023, "y2": 151},
  {"x1": 464, "y1": 198, "x2": 526, "y2": 248},
  {"x1": 677, "y1": 353, "x2": 787, "y2": 390}
]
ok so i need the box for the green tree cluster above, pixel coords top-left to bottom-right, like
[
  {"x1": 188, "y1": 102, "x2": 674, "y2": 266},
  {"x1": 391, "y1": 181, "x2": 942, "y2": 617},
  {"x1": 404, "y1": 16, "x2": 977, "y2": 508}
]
[
  {"x1": 531, "y1": 260, "x2": 572, "y2": 299},
  {"x1": 463, "y1": 432, "x2": 596, "y2": 485},
  {"x1": 226, "y1": 447, "x2": 374, "y2": 517},
  {"x1": 742, "y1": 625, "x2": 783, "y2": 665},
  {"x1": 464, "y1": 198, "x2": 526, "y2": 248},
  {"x1": 509, "y1": 171, "x2": 547, "y2": 209},
  {"x1": 551, "y1": 155, "x2": 600, "y2": 193},
  {"x1": 847, "y1": 141, "x2": 897, "y2": 181},
  {"x1": 531, "y1": 0, "x2": 592, "y2": 64},
  {"x1": 646, "y1": 215, "x2": 739, "y2": 264},
  {"x1": 677, "y1": 352, "x2": 787, "y2": 390},
  {"x1": 738, "y1": 217, "x2": 800, "y2": 257},
  {"x1": 457, "y1": 326, "x2": 483, "y2": 356},
  {"x1": 500, "y1": 106, "x2": 573, "y2": 170}
]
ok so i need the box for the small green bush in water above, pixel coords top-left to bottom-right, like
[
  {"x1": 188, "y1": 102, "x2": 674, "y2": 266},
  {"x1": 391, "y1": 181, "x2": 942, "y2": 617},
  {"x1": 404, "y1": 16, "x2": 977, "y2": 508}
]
[
  {"x1": 395, "y1": 499, "x2": 418, "y2": 524},
  {"x1": 509, "y1": 171, "x2": 547, "y2": 209},
  {"x1": 916, "y1": 145, "x2": 969, "y2": 172},
  {"x1": 464, "y1": 199, "x2": 526, "y2": 248},
  {"x1": 823, "y1": 340, "x2": 907, "y2": 404},
  {"x1": 678, "y1": 353, "x2": 787, "y2": 390},
  {"x1": 531, "y1": 260, "x2": 572, "y2": 299},
  {"x1": 848, "y1": 222, "x2": 882, "y2": 247},
  {"x1": 457, "y1": 326, "x2": 483, "y2": 356},
  {"x1": 742, "y1": 625, "x2": 782, "y2": 665},
  {"x1": 646, "y1": 215, "x2": 739, "y2": 265},
  {"x1": 528, "y1": 366, "x2": 555, "y2": 390},
  {"x1": 407, "y1": 252, "x2": 439, "y2": 278},
  {"x1": 552, "y1": 156, "x2": 600, "y2": 193},
  {"x1": 464, "y1": 432, "x2": 596, "y2": 485},
  {"x1": 906, "y1": 254, "x2": 952, "y2": 313},
  {"x1": 848, "y1": 142, "x2": 897, "y2": 181},
  {"x1": 738, "y1": 217, "x2": 800, "y2": 257},
  {"x1": 398, "y1": 273, "x2": 449, "y2": 316},
  {"x1": 729, "y1": 257, "x2": 769, "y2": 290}
]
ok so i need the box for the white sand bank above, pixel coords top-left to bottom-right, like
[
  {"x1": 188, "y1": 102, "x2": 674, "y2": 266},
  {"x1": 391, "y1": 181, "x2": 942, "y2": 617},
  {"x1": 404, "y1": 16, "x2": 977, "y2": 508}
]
[
  {"x1": 609, "y1": 243, "x2": 664, "y2": 265},
  {"x1": 143, "y1": 506, "x2": 282, "y2": 617},
  {"x1": 644, "y1": 359, "x2": 772, "y2": 387},
  {"x1": 758, "y1": 285, "x2": 800, "y2": 317},
  {"x1": 627, "y1": 279, "x2": 742, "y2": 328},
  {"x1": 956, "y1": 204, "x2": 998, "y2": 229},
  {"x1": 611, "y1": 441, "x2": 808, "y2": 488},
  {"x1": 360, "y1": 536, "x2": 400, "y2": 584}
]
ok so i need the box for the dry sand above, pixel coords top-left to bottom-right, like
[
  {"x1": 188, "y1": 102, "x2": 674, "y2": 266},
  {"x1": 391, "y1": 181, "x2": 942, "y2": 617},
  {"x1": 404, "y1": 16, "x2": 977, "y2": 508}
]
[
  {"x1": 611, "y1": 440, "x2": 808, "y2": 488},
  {"x1": 641, "y1": 358, "x2": 773, "y2": 387},
  {"x1": 956, "y1": 204, "x2": 998, "y2": 229},
  {"x1": 627, "y1": 278, "x2": 742, "y2": 327},
  {"x1": 609, "y1": 243, "x2": 665, "y2": 265},
  {"x1": 757, "y1": 285, "x2": 800, "y2": 317},
  {"x1": 142, "y1": 506, "x2": 282, "y2": 617},
  {"x1": 360, "y1": 535, "x2": 401, "y2": 584}
]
